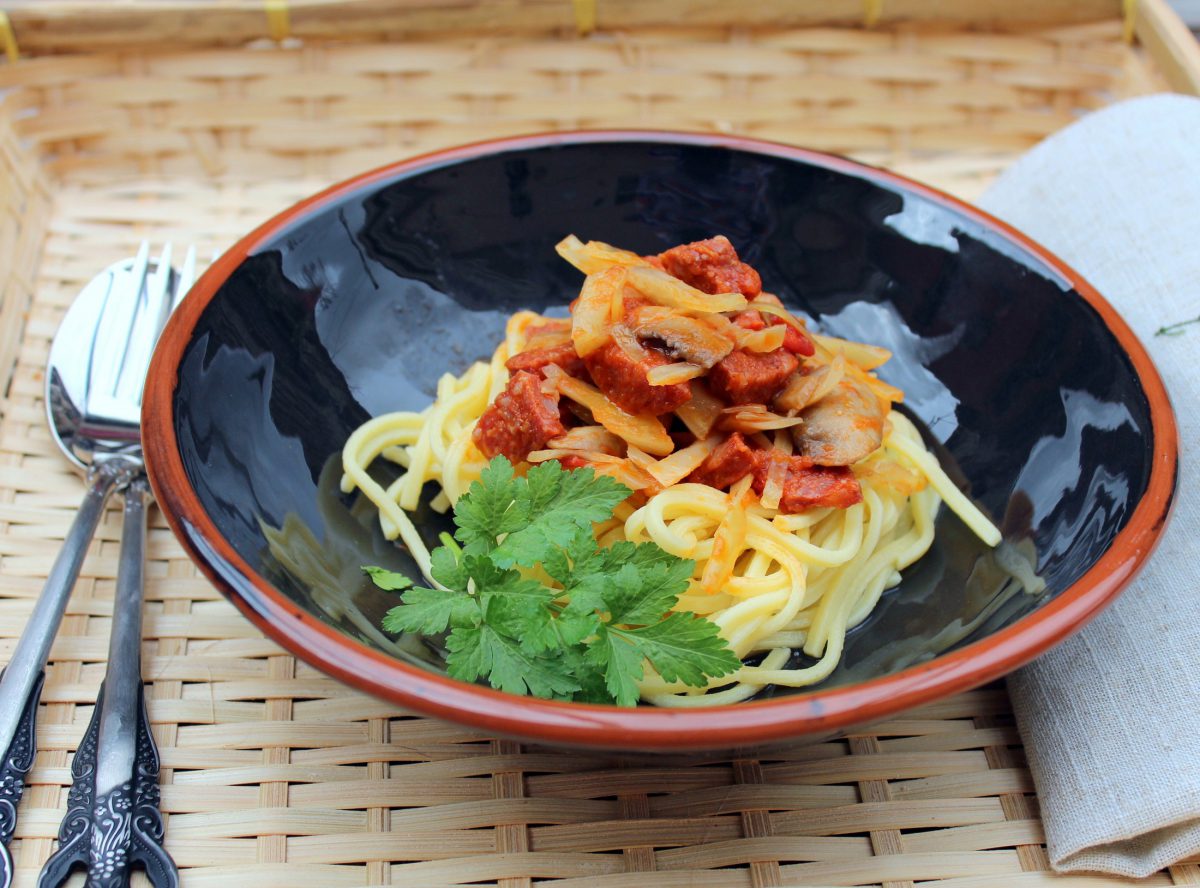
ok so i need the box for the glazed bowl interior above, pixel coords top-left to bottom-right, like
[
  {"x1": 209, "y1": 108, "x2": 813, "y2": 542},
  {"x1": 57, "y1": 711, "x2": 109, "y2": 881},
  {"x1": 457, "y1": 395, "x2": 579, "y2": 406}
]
[{"x1": 144, "y1": 133, "x2": 1174, "y2": 751}]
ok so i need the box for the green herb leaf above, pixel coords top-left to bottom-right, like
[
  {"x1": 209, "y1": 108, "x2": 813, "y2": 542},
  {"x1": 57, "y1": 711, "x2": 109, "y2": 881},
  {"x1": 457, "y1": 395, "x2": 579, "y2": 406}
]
[
  {"x1": 376, "y1": 456, "x2": 740, "y2": 707},
  {"x1": 489, "y1": 461, "x2": 628, "y2": 569},
  {"x1": 585, "y1": 626, "x2": 647, "y2": 707},
  {"x1": 361, "y1": 565, "x2": 413, "y2": 591},
  {"x1": 600, "y1": 553, "x2": 694, "y2": 626},
  {"x1": 613, "y1": 614, "x2": 742, "y2": 687},
  {"x1": 453, "y1": 457, "x2": 526, "y2": 556},
  {"x1": 381, "y1": 586, "x2": 479, "y2": 636},
  {"x1": 428, "y1": 545, "x2": 468, "y2": 591},
  {"x1": 447, "y1": 624, "x2": 581, "y2": 698}
]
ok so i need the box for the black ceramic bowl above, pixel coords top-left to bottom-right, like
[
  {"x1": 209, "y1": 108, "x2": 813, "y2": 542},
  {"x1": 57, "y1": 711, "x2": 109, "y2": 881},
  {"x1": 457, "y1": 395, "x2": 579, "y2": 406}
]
[{"x1": 143, "y1": 132, "x2": 1176, "y2": 752}]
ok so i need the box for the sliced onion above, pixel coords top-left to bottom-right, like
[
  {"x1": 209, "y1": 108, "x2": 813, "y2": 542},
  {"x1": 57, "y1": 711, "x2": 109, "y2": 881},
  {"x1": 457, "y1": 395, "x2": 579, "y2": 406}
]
[
  {"x1": 592, "y1": 458, "x2": 658, "y2": 492},
  {"x1": 626, "y1": 437, "x2": 719, "y2": 488},
  {"x1": 521, "y1": 317, "x2": 571, "y2": 351},
  {"x1": 849, "y1": 363, "x2": 904, "y2": 405},
  {"x1": 609, "y1": 282, "x2": 626, "y2": 322},
  {"x1": 626, "y1": 303, "x2": 676, "y2": 328},
  {"x1": 555, "y1": 371, "x2": 674, "y2": 456},
  {"x1": 526, "y1": 448, "x2": 618, "y2": 464},
  {"x1": 572, "y1": 267, "x2": 624, "y2": 357},
  {"x1": 737, "y1": 324, "x2": 787, "y2": 353},
  {"x1": 760, "y1": 450, "x2": 789, "y2": 511},
  {"x1": 697, "y1": 480, "x2": 751, "y2": 595},
  {"x1": 774, "y1": 354, "x2": 846, "y2": 413},
  {"x1": 754, "y1": 300, "x2": 807, "y2": 333},
  {"x1": 675, "y1": 380, "x2": 724, "y2": 439},
  {"x1": 721, "y1": 403, "x2": 805, "y2": 432},
  {"x1": 855, "y1": 456, "x2": 926, "y2": 496},
  {"x1": 626, "y1": 265, "x2": 748, "y2": 314},
  {"x1": 812, "y1": 333, "x2": 891, "y2": 371},
  {"x1": 646, "y1": 362, "x2": 705, "y2": 386},
  {"x1": 548, "y1": 425, "x2": 624, "y2": 455},
  {"x1": 611, "y1": 323, "x2": 649, "y2": 364},
  {"x1": 748, "y1": 432, "x2": 773, "y2": 450},
  {"x1": 556, "y1": 235, "x2": 650, "y2": 275},
  {"x1": 624, "y1": 444, "x2": 659, "y2": 477}
]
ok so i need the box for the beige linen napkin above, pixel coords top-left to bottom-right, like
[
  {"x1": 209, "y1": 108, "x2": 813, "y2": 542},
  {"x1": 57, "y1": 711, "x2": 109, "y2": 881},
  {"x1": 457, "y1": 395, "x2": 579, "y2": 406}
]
[{"x1": 978, "y1": 94, "x2": 1200, "y2": 877}]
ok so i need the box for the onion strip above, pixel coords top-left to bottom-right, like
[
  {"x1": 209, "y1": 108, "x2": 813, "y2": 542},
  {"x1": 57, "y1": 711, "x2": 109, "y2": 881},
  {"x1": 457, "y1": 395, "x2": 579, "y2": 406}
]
[
  {"x1": 675, "y1": 381, "x2": 724, "y2": 439},
  {"x1": 626, "y1": 265, "x2": 748, "y2": 313},
  {"x1": 697, "y1": 477, "x2": 752, "y2": 594},
  {"x1": 627, "y1": 437, "x2": 719, "y2": 488},
  {"x1": 647, "y1": 362, "x2": 705, "y2": 386},
  {"x1": 556, "y1": 235, "x2": 651, "y2": 275},
  {"x1": 572, "y1": 267, "x2": 624, "y2": 357},
  {"x1": 737, "y1": 324, "x2": 787, "y2": 353},
  {"x1": 549, "y1": 366, "x2": 675, "y2": 456}
]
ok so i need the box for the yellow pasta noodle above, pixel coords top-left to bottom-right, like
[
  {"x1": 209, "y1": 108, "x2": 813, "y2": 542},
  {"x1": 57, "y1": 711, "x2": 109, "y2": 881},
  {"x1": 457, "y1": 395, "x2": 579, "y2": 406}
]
[{"x1": 341, "y1": 309, "x2": 1003, "y2": 706}]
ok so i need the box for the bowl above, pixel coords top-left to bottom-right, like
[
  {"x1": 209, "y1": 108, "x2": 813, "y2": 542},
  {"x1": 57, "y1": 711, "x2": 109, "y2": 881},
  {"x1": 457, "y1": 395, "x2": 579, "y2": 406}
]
[{"x1": 142, "y1": 131, "x2": 1177, "y2": 752}]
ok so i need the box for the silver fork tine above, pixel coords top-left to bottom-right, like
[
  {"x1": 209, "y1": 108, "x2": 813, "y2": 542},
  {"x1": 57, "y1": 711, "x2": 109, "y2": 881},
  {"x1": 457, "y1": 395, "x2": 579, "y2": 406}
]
[
  {"x1": 153, "y1": 242, "x2": 172, "y2": 305},
  {"x1": 110, "y1": 242, "x2": 158, "y2": 398},
  {"x1": 173, "y1": 245, "x2": 197, "y2": 313},
  {"x1": 85, "y1": 244, "x2": 148, "y2": 425},
  {"x1": 129, "y1": 241, "x2": 150, "y2": 299}
]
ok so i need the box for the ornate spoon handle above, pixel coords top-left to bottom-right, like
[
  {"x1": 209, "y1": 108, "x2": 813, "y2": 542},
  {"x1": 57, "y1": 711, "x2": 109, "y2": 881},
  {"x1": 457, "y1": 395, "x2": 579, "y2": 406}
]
[
  {"x1": 0, "y1": 460, "x2": 132, "y2": 888},
  {"x1": 38, "y1": 478, "x2": 177, "y2": 888}
]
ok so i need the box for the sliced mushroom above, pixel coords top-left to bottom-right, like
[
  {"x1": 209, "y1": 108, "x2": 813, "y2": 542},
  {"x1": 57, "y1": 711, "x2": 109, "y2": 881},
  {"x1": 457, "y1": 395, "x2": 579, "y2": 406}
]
[
  {"x1": 792, "y1": 376, "x2": 885, "y2": 466},
  {"x1": 774, "y1": 354, "x2": 846, "y2": 413},
  {"x1": 634, "y1": 314, "x2": 734, "y2": 369}
]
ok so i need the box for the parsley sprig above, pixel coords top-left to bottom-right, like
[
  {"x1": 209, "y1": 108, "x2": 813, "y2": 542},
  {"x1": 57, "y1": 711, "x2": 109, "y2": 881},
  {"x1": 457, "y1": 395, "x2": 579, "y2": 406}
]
[{"x1": 368, "y1": 457, "x2": 740, "y2": 706}]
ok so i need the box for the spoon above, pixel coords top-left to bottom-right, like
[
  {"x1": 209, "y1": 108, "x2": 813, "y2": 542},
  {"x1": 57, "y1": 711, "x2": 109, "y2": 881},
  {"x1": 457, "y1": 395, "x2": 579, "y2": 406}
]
[{"x1": 0, "y1": 244, "x2": 192, "y2": 886}]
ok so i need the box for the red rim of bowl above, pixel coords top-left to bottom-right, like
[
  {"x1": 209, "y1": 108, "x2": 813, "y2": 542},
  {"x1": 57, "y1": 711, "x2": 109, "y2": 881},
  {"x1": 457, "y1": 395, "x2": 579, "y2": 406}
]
[{"x1": 142, "y1": 130, "x2": 1179, "y2": 751}]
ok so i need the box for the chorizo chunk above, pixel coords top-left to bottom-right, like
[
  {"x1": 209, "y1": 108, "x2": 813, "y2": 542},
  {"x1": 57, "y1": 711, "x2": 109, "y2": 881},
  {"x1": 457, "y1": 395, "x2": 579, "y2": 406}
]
[
  {"x1": 654, "y1": 235, "x2": 762, "y2": 298},
  {"x1": 781, "y1": 324, "x2": 815, "y2": 357},
  {"x1": 776, "y1": 463, "x2": 863, "y2": 512},
  {"x1": 708, "y1": 348, "x2": 800, "y2": 405},
  {"x1": 505, "y1": 342, "x2": 586, "y2": 378},
  {"x1": 688, "y1": 432, "x2": 759, "y2": 490},
  {"x1": 746, "y1": 453, "x2": 863, "y2": 512},
  {"x1": 472, "y1": 371, "x2": 566, "y2": 463},
  {"x1": 582, "y1": 340, "x2": 691, "y2": 416}
]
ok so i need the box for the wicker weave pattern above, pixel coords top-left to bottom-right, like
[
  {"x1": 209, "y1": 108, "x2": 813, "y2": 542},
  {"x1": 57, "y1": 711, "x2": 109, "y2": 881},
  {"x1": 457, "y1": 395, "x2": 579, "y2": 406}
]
[
  {"x1": 0, "y1": 21, "x2": 1165, "y2": 196},
  {"x1": 0, "y1": 21, "x2": 1196, "y2": 888}
]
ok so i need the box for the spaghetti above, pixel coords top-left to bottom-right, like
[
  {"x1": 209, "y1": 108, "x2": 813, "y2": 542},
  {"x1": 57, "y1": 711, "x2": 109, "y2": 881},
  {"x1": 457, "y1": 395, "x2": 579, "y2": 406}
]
[{"x1": 342, "y1": 236, "x2": 1002, "y2": 706}]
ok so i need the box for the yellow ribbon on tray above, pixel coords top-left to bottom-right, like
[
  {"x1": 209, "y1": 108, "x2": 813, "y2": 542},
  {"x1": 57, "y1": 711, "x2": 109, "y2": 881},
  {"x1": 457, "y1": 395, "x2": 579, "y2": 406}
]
[
  {"x1": 0, "y1": 11, "x2": 18, "y2": 63},
  {"x1": 265, "y1": 0, "x2": 291, "y2": 42},
  {"x1": 1123, "y1": 0, "x2": 1139, "y2": 43},
  {"x1": 572, "y1": 0, "x2": 596, "y2": 35}
]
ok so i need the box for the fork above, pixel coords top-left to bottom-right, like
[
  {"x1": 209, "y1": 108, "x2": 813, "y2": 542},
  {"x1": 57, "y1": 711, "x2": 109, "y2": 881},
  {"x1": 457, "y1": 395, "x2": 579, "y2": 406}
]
[{"x1": 0, "y1": 243, "x2": 190, "y2": 888}]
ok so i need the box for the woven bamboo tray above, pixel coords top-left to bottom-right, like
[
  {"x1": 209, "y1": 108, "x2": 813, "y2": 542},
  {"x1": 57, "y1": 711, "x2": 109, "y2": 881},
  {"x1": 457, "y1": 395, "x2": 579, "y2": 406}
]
[{"x1": 1, "y1": 2, "x2": 1199, "y2": 886}]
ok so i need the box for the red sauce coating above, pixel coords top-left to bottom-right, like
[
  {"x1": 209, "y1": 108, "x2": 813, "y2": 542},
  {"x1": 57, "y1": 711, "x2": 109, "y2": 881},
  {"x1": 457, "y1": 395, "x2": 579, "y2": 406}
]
[
  {"x1": 654, "y1": 236, "x2": 762, "y2": 298},
  {"x1": 771, "y1": 463, "x2": 863, "y2": 512},
  {"x1": 472, "y1": 370, "x2": 566, "y2": 463},
  {"x1": 781, "y1": 324, "x2": 815, "y2": 357},
  {"x1": 750, "y1": 294, "x2": 815, "y2": 356},
  {"x1": 583, "y1": 340, "x2": 692, "y2": 416},
  {"x1": 688, "y1": 432, "x2": 863, "y2": 512},
  {"x1": 688, "y1": 432, "x2": 758, "y2": 489},
  {"x1": 732, "y1": 310, "x2": 766, "y2": 331},
  {"x1": 505, "y1": 342, "x2": 586, "y2": 378},
  {"x1": 707, "y1": 348, "x2": 800, "y2": 405}
]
